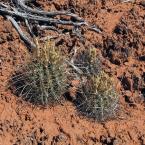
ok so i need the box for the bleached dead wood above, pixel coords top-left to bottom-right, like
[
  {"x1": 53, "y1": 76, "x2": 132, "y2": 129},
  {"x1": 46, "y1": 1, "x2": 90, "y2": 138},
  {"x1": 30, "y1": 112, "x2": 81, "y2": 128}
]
[
  {"x1": 6, "y1": 15, "x2": 36, "y2": 50},
  {"x1": 0, "y1": 0, "x2": 102, "y2": 50}
]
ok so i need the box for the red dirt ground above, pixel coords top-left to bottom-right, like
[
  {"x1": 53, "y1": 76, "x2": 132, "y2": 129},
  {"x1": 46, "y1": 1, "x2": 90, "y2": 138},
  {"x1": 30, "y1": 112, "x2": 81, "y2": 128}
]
[{"x1": 0, "y1": 0, "x2": 145, "y2": 145}]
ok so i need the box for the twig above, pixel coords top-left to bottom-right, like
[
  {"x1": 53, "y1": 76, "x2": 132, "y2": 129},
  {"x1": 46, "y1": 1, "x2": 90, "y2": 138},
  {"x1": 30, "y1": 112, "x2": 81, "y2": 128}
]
[
  {"x1": 24, "y1": 19, "x2": 34, "y2": 37},
  {"x1": 6, "y1": 15, "x2": 36, "y2": 50},
  {"x1": 121, "y1": 0, "x2": 135, "y2": 3},
  {"x1": 16, "y1": 0, "x2": 83, "y2": 21},
  {"x1": 37, "y1": 25, "x2": 61, "y2": 33},
  {"x1": 0, "y1": 1, "x2": 102, "y2": 50},
  {"x1": 65, "y1": 59, "x2": 83, "y2": 75}
]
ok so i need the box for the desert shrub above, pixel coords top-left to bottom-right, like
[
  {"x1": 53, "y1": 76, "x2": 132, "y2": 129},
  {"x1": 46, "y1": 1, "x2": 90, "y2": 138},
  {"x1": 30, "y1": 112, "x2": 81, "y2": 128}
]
[{"x1": 10, "y1": 38, "x2": 69, "y2": 106}]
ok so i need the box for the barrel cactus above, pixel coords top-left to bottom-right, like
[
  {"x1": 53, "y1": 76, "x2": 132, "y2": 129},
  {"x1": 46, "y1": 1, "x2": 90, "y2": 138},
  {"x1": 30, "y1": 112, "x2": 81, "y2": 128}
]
[
  {"x1": 71, "y1": 48, "x2": 119, "y2": 121},
  {"x1": 10, "y1": 38, "x2": 68, "y2": 106},
  {"x1": 76, "y1": 71, "x2": 119, "y2": 121}
]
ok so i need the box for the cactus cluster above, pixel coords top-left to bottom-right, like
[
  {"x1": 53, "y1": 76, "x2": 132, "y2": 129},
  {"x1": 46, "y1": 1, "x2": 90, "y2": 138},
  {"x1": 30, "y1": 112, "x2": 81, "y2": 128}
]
[
  {"x1": 72, "y1": 48, "x2": 119, "y2": 121},
  {"x1": 10, "y1": 39, "x2": 119, "y2": 121},
  {"x1": 10, "y1": 38, "x2": 68, "y2": 106},
  {"x1": 76, "y1": 71, "x2": 119, "y2": 121}
]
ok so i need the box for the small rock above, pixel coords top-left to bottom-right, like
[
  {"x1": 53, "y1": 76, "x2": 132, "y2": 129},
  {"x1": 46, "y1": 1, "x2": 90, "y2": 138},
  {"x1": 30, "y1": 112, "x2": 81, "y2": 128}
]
[
  {"x1": 139, "y1": 55, "x2": 145, "y2": 61},
  {"x1": 133, "y1": 75, "x2": 139, "y2": 90},
  {"x1": 0, "y1": 37, "x2": 5, "y2": 44},
  {"x1": 120, "y1": 76, "x2": 131, "y2": 90},
  {"x1": 140, "y1": 1, "x2": 145, "y2": 7},
  {"x1": 124, "y1": 95, "x2": 136, "y2": 107}
]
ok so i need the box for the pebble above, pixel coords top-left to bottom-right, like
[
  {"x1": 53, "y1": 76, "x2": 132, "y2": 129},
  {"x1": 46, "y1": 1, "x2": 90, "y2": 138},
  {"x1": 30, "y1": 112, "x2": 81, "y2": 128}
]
[{"x1": 140, "y1": 1, "x2": 145, "y2": 7}]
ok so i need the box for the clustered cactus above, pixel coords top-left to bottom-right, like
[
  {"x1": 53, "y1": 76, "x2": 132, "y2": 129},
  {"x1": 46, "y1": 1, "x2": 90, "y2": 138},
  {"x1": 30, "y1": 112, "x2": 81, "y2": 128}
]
[
  {"x1": 10, "y1": 39, "x2": 119, "y2": 121},
  {"x1": 76, "y1": 71, "x2": 119, "y2": 121},
  {"x1": 10, "y1": 38, "x2": 68, "y2": 106},
  {"x1": 72, "y1": 48, "x2": 119, "y2": 121}
]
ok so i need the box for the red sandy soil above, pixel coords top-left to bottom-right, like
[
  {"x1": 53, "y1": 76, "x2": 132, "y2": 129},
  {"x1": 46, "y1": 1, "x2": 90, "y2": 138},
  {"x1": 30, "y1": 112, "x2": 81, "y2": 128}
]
[{"x1": 0, "y1": 0, "x2": 145, "y2": 145}]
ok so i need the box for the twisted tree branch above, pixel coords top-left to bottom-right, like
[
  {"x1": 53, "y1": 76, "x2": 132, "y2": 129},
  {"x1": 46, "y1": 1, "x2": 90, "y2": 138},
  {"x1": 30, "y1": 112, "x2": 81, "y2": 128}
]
[
  {"x1": 6, "y1": 15, "x2": 36, "y2": 50},
  {"x1": 0, "y1": 1, "x2": 102, "y2": 50},
  {"x1": 16, "y1": 0, "x2": 83, "y2": 21}
]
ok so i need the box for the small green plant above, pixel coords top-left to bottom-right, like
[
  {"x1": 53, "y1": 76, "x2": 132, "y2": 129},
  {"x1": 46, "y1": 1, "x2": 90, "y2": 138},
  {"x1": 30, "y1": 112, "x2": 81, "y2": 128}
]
[{"x1": 10, "y1": 38, "x2": 68, "y2": 106}]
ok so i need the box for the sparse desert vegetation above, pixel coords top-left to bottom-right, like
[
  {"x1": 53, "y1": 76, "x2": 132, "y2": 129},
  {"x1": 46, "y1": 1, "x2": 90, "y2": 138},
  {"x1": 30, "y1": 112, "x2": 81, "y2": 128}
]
[{"x1": 0, "y1": 0, "x2": 145, "y2": 145}]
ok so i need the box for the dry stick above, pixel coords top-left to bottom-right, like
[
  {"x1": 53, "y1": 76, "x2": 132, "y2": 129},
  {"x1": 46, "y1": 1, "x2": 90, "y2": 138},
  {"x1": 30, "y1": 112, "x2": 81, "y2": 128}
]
[
  {"x1": 0, "y1": 8, "x2": 86, "y2": 25},
  {"x1": 65, "y1": 60, "x2": 83, "y2": 75},
  {"x1": 37, "y1": 25, "x2": 61, "y2": 33},
  {"x1": 121, "y1": 0, "x2": 135, "y2": 3},
  {"x1": 16, "y1": 0, "x2": 83, "y2": 21},
  {"x1": 6, "y1": 15, "x2": 36, "y2": 50},
  {"x1": 0, "y1": 6, "x2": 102, "y2": 33},
  {"x1": 0, "y1": 3, "x2": 35, "y2": 49},
  {"x1": 18, "y1": 0, "x2": 102, "y2": 33},
  {"x1": 24, "y1": 19, "x2": 34, "y2": 37}
]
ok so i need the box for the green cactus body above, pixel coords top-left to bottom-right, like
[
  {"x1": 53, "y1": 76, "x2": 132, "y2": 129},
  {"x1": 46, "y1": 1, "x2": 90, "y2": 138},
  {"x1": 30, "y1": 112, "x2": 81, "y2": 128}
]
[
  {"x1": 10, "y1": 39, "x2": 68, "y2": 106},
  {"x1": 72, "y1": 48, "x2": 119, "y2": 121}
]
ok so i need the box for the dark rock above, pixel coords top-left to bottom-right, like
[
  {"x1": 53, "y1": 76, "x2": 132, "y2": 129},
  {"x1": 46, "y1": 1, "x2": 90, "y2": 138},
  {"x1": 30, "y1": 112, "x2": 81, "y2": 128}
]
[
  {"x1": 0, "y1": 37, "x2": 5, "y2": 44},
  {"x1": 113, "y1": 25, "x2": 128, "y2": 35},
  {"x1": 140, "y1": 1, "x2": 145, "y2": 7},
  {"x1": 133, "y1": 75, "x2": 139, "y2": 90},
  {"x1": 139, "y1": 55, "x2": 145, "y2": 61},
  {"x1": 120, "y1": 76, "x2": 131, "y2": 90},
  {"x1": 124, "y1": 95, "x2": 136, "y2": 107}
]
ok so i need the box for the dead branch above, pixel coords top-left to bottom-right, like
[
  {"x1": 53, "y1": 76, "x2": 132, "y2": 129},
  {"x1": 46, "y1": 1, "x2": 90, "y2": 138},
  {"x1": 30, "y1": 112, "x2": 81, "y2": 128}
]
[
  {"x1": 16, "y1": 0, "x2": 83, "y2": 21},
  {"x1": 6, "y1": 15, "x2": 36, "y2": 50},
  {"x1": 65, "y1": 60, "x2": 83, "y2": 75},
  {"x1": 0, "y1": 7, "x2": 102, "y2": 32},
  {"x1": 24, "y1": 19, "x2": 34, "y2": 37},
  {"x1": 0, "y1": 1, "x2": 102, "y2": 50},
  {"x1": 0, "y1": 8, "x2": 87, "y2": 26}
]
